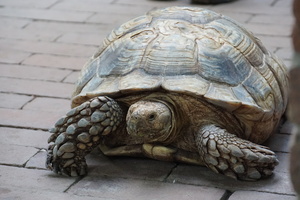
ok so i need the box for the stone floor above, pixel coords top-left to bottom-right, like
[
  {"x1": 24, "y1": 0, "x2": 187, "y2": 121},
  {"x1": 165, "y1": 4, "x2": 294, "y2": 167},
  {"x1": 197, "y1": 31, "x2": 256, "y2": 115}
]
[{"x1": 0, "y1": 0, "x2": 297, "y2": 199}]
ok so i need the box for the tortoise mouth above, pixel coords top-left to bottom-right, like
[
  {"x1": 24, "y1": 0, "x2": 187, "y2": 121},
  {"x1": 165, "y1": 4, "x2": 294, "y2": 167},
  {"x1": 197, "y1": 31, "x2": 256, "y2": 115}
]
[{"x1": 126, "y1": 123, "x2": 172, "y2": 142}]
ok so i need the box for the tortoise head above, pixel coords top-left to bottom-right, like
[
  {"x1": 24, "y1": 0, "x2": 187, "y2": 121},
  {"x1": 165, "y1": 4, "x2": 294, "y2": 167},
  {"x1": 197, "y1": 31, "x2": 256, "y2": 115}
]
[{"x1": 126, "y1": 100, "x2": 176, "y2": 143}]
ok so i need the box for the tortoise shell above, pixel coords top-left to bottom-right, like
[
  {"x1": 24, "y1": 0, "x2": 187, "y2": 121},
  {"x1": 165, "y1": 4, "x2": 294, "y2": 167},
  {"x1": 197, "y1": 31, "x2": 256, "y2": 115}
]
[{"x1": 71, "y1": 6, "x2": 288, "y2": 142}]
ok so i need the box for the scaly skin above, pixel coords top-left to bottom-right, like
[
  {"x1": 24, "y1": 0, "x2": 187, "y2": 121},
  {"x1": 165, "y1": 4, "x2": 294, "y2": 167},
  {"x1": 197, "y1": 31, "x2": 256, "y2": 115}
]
[
  {"x1": 196, "y1": 124, "x2": 279, "y2": 181},
  {"x1": 46, "y1": 96, "x2": 123, "y2": 176},
  {"x1": 46, "y1": 96, "x2": 278, "y2": 180}
]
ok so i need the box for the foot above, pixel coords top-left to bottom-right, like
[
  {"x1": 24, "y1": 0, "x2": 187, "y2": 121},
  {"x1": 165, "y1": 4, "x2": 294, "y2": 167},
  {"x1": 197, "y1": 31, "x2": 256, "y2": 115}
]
[
  {"x1": 196, "y1": 124, "x2": 278, "y2": 181},
  {"x1": 46, "y1": 96, "x2": 123, "y2": 176}
]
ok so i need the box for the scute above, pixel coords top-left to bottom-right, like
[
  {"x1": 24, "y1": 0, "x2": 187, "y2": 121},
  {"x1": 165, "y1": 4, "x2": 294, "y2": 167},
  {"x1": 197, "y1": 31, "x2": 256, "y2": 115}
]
[{"x1": 71, "y1": 7, "x2": 288, "y2": 138}]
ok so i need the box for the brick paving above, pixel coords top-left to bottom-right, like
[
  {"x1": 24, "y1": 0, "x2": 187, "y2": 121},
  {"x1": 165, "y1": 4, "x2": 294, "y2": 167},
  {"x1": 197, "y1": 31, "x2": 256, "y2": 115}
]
[{"x1": 0, "y1": 0, "x2": 297, "y2": 199}]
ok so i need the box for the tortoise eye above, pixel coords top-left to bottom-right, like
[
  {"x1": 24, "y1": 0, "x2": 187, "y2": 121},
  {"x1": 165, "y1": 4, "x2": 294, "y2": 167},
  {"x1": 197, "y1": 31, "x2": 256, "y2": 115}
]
[{"x1": 148, "y1": 113, "x2": 156, "y2": 121}]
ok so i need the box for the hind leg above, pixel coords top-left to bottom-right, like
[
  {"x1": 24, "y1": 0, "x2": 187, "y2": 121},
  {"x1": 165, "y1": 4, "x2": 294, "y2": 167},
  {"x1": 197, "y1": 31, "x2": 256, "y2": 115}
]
[{"x1": 196, "y1": 124, "x2": 278, "y2": 181}]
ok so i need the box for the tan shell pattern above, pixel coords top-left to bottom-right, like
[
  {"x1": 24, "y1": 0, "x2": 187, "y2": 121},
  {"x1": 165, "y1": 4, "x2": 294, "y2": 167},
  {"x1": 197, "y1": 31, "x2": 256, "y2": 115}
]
[{"x1": 72, "y1": 7, "x2": 288, "y2": 141}]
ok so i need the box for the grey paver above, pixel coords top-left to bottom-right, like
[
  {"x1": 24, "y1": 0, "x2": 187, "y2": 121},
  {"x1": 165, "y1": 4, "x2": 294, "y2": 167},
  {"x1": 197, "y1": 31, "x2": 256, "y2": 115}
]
[
  {"x1": 0, "y1": 7, "x2": 93, "y2": 22},
  {"x1": 53, "y1": 0, "x2": 153, "y2": 15},
  {"x1": 213, "y1": 2, "x2": 291, "y2": 15},
  {"x1": 264, "y1": 133, "x2": 291, "y2": 153},
  {"x1": 86, "y1": 12, "x2": 138, "y2": 26},
  {"x1": 0, "y1": 17, "x2": 31, "y2": 28},
  {"x1": 0, "y1": 26, "x2": 60, "y2": 42},
  {"x1": 23, "y1": 54, "x2": 88, "y2": 70},
  {"x1": 68, "y1": 176, "x2": 226, "y2": 200},
  {"x1": 0, "y1": 38, "x2": 97, "y2": 57},
  {"x1": 63, "y1": 71, "x2": 80, "y2": 84},
  {"x1": 275, "y1": 47, "x2": 294, "y2": 60},
  {"x1": 56, "y1": 32, "x2": 106, "y2": 46},
  {"x1": 86, "y1": 150, "x2": 176, "y2": 181},
  {"x1": 26, "y1": 150, "x2": 48, "y2": 169},
  {"x1": 0, "y1": 165, "x2": 76, "y2": 192},
  {"x1": 0, "y1": 186, "x2": 111, "y2": 200},
  {"x1": 0, "y1": 49, "x2": 31, "y2": 64},
  {"x1": 244, "y1": 23, "x2": 292, "y2": 37},
  {"x1": 0, "y1": 77, "x2": 74, "y2": 98},
  {"x1": 24, "y1": 21, "x2": 109, "y2": 34},
  {"x1": 0, "y1": 93, "x2": 33, "y2": 109},
  {"x1": 0, "y1": 64, "x2": 71, "y2": 82},
  {"x1": 249, "y1": 14, "x2": 294, "y2": 25},
  {"x1": 274, "y1": 0, "x2": 293, "y2": 8},
  {"x1": 23, "y1": 97, "x2": 70, "y2": 112},
  {"x1": 0, "y1": 108, "x2": 67, "y2": 130},
  {"x1": 257, "y1": 35, "x2": 292, "y2": 50},
  {"x1": 281, "y1": 121, "x2": 295, "y2": 134},
  {"x1": 167, "y1": 164, "x2": 296, "y2": 195},
  {"x1": 0, "y1": 0, "x2": 59, "y2": 9},
  {"x1": 229, "y1": 190, "x2": 297, "y2": 200},
  {"x1": 0, "y1": 143, "x2": 38, "y2": 166},
  {"x1": 0, "y1": 127, "x2": 50, "y2": 149}
]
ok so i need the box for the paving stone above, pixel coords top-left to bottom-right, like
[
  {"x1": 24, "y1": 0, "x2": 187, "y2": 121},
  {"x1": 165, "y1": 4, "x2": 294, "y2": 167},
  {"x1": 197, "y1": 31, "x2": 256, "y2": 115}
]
[
  {"x1": 0, "y1": 93, "x2": 33, "y2": 109},
  {"x1": 0, "y1": 143, "x2": 39, "y2": 166},
  {"x1": 263, "y1": 133, "x2": 291, "y2": 153},
  {"x1": 0, "y1": 0, "x2": 59, "y2": 8},
  {"x1": 275, "y1": 47, "x2": 294, "y2": 60},
  {"x1": 0, "y1": 165, "x2": 76, "y2": 192},
  {"x1": 23, "y1": 97, "x2": 70, "y2": 112},
  {"x1": 86, "y1": 12, "x2": 137, "y2": 26},
  {"x1": 63, "y1": 71, "x2": 80, "y2": 84},
  {"x1": 0, "y1": 64, "x2": 71, "y2": 81},
  {"x1": 281, "y1": 121, "x2": 295, "y2": 135},
  {"x1": 0, "y1": 49, "x2": 31, "y2": 64},
  {"x1": 0, "y1": 127, "x2": 50, "y2": 149},
  {"x1": 0, "y1": 108, "x2": 66, "y2": 130},
  {"x1": 0, "y1": 17, "x2": 31, "y2": 28},
  {"x1": 53, "y1": 0, "x2": 152, "y2": 15},
  {"x1": 0, "y1": 186, "x2": 111, "y2": 200},
  {"x1": 283, "y1": 59, "x2": 293, "y2": 70},
  {"x1": 217, "y1": 0, "x2": 274, "y2": 6},
  {"x1": 0, "y1": 186, "x2": 110, "y2": 200},
  {"x1": 116, "y1": 0, "x2": 197, "y2": 7},
  {"x1": 0, "y1": 7, "x2": 93, "y2": 22},
  {"x1": 26, "y1": 149, "x2": 48, "y2": 169},
  {"x1": 86, "y1": 150, "x2": 176, "y2": 181},
  {"x1": 217, "y1": 11, "x2": 253, "y2": 23},
  {"x1": 249, "y1": 14, "x2": 294, "y2": 25},
  {"x1": 0, "y1": 39, "x2": 97, "y2": 57},
  {"x1": 0, "y1": 26, "x2": 61, "y2": 41},
  {"x1": 57, "y1": 32, "x2": 105, "y2": 46},
  {"x1": 24, "y1": 21, "x2": 109, "y2": 34},
  {"x1": 229, "y1": 190, "x2": 297, "y2": 200},
  {"x1": 213, "y1": 3, "x2": 291, "y2": 15},
  {"x1": 275, "y1": 152, "x2": 290, "y2": 174},
  {"x1": 257, "y1": 35, "x2": 292, "y2": 49},
  {"x1": 0, "y1": 77, "x2": 74, "y2": 98},
  {"x1": 244, "y1": 23, "x2": 292, "y2": 37},
  {"x1": 68, "y1": 176, "x2": 226, "y2": 200},
  {"x1": 274, "y1": 0, "x2": 293, "y2": 8},
  {"x1": 23, "y1": 54, "x2": 88, "y2": 70},
  {"x1": 167, "y1": 164, "x2": 296, "y2": 195}
]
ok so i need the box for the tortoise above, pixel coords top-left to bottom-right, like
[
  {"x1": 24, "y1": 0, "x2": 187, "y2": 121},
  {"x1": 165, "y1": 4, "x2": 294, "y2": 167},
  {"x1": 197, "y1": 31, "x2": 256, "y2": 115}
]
[{"x1": 46, "y1": 6, "x2": 289, "y2": 181}]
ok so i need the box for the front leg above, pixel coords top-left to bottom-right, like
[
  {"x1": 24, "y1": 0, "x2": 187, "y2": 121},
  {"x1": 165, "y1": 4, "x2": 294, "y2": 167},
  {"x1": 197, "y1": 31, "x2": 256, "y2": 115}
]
[
  {"x1": 195, "y1": 124, "x2": 278, "y2": 181},
  {"x1": 46, "y1": 96, "x2": 123, "y2": 176}
]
